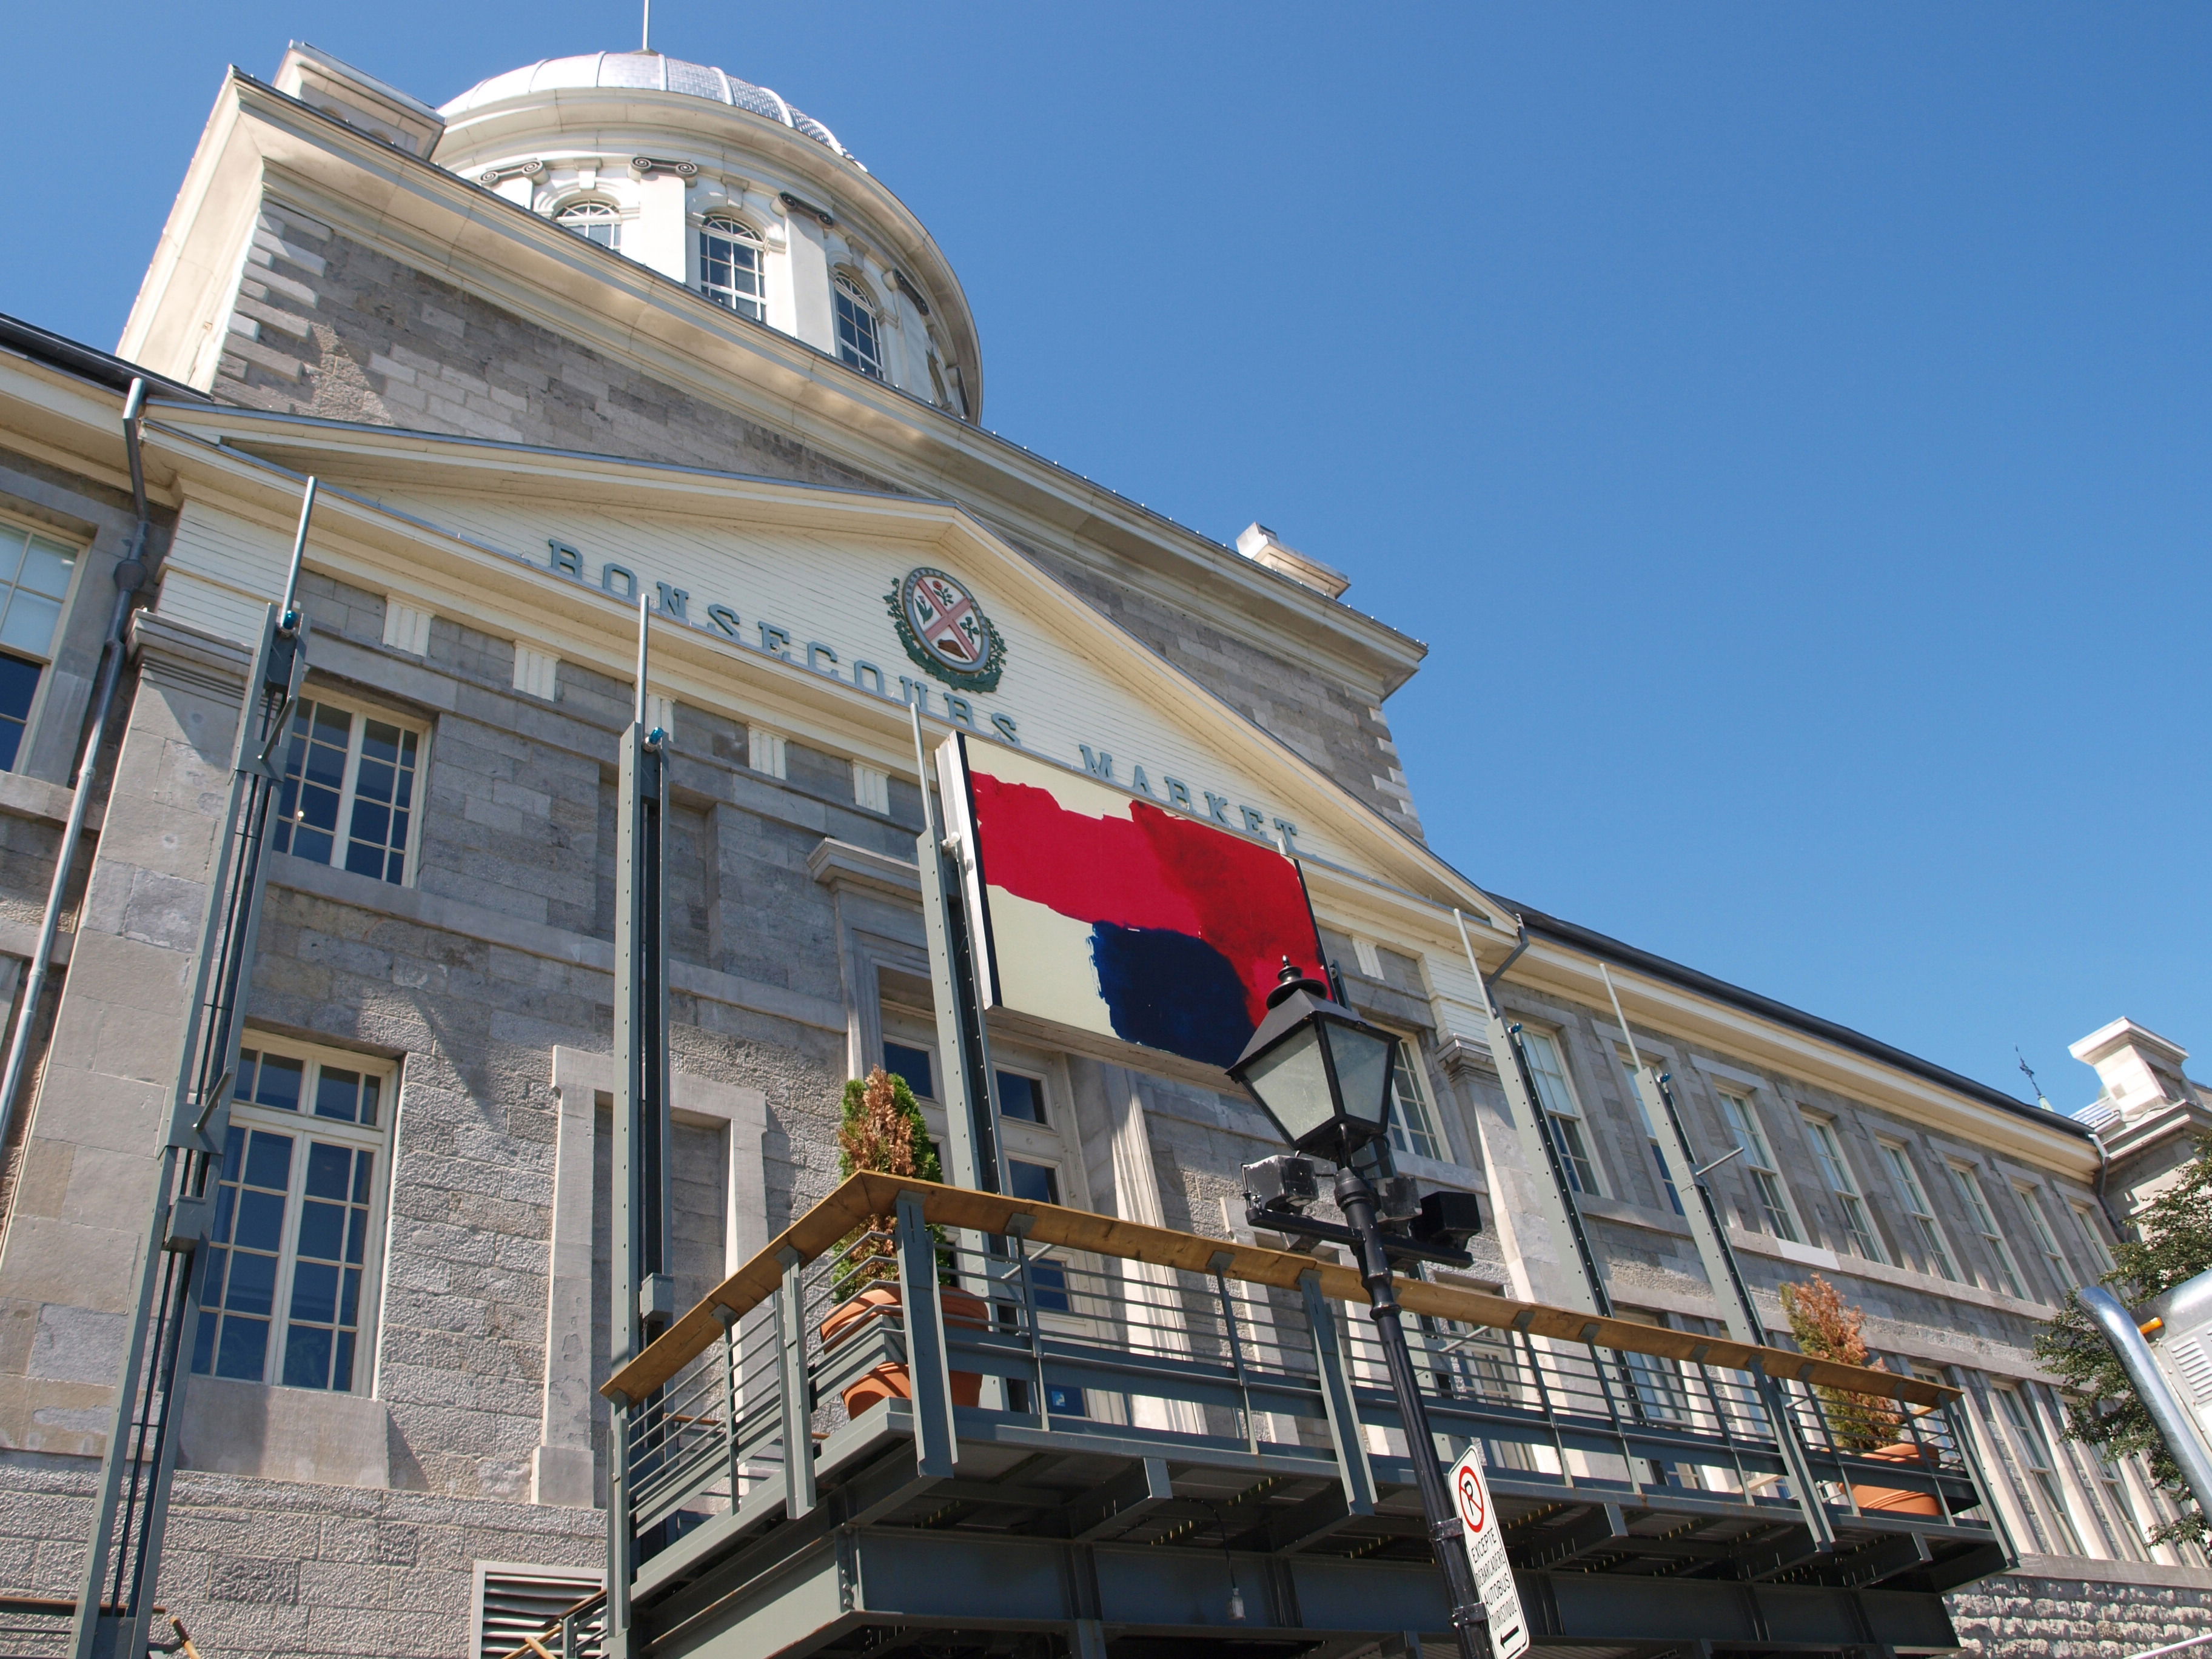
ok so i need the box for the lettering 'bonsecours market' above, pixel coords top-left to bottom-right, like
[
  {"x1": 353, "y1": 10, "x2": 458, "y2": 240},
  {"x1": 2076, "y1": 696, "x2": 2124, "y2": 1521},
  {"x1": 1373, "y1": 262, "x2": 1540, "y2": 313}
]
[{"x1": 545, "y1": 535, "x2": 1305, "y2": 850}]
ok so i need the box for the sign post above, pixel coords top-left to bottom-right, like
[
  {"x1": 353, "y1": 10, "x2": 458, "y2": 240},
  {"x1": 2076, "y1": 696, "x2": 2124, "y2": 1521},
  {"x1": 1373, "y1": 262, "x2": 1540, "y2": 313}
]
[{"x1": 1450, "y1": 1444, "x2": 1529, "y2": 1659}]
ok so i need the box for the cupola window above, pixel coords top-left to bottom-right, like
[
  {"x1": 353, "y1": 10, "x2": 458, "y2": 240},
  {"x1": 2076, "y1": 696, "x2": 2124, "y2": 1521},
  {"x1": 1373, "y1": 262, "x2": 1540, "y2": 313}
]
[
  {"x1": 699, "y1": 216, "x2": 765, "y2": 320},
  {"x1": 833, "y1": 273, "x2": 884, "y2": 380},
  {"x1": 557, "y1": 200, "x2": 622, "y2": 251}
]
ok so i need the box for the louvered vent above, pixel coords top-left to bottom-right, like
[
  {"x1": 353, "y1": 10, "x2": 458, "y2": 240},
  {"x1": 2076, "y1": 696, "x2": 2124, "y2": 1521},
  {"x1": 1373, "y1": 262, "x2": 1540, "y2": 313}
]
[
  {"x1": 2172, "y1": 1337, "x2": 2212, "y2": 1405},
  {"x1": 476, "y1": 1564, "x2": 603, "y2": 1659}
]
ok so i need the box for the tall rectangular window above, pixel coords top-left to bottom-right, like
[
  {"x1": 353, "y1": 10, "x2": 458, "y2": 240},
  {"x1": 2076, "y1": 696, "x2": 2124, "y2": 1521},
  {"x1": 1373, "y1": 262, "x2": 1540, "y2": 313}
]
[
  {"x1": 1949, "y1": 1162, "x2": 2028, "y2": 1300},
  {"x1": 1518, "y1": 1028, "x2": 1598, "y2": 1195},
  {"x1": 1718, "y1": 1092, "x2": 1798, "y2": 1242},
  {"x1": 2070, "y1": 1201, "x2": 2117, "y2": 1275},
  {"x1": 1387, "y1": 1039, "x2": 1445, "y2": 1163},
  {"x1": 1801, "y1": 1114, "x2": 1883, "y2": 1261},
  {"x1": 193, "y1": 1041, "x2": 390, "y2": 1392},
  {"x1": 1879, "y1": 1141, "x2": 1957, "y2": 1280},
  {"x1": 0, "y1": 519, "x2": 80, "y2": 771},
  {"x1": 2016, "y1": 1182, "x2": 2073, "y2": 1291},
  {"x1": 1994, "y1": 1384, "x2": 2085, "y2": 1556},
  {"x1": 1618, "y1": 1056, "x2": 1683, "y2": 1215},
  {"x1": 271, "y1": 695, "x2": 424, "y2": 885}
]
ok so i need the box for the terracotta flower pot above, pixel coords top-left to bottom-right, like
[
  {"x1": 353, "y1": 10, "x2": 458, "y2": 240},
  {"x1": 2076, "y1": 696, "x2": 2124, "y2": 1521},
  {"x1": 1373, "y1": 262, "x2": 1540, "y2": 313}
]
[
  {"x1": 1848, "y1": 1440, "x2": 1943, "y2": 1517},
  {"x1": 819, "y1": 1282, "x2": 989, "y2": 1418}
]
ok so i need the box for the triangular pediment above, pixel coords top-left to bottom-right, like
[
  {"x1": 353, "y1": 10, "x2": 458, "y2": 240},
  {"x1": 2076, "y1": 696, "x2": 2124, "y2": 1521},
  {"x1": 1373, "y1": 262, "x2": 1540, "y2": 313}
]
[{"x1": 145, "y1": 406, "x2": 1486, "y2": 909}]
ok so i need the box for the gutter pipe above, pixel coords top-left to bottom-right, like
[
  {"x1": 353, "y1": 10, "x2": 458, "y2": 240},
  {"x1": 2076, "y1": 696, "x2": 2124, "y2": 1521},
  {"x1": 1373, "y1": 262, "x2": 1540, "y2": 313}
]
[
  {"x1": 0, "y1": 380, "x2": 153, "y2": 1164},
  {"x1": 2077, "y1": 1284, "x2": 2212, "y2": 1523}
]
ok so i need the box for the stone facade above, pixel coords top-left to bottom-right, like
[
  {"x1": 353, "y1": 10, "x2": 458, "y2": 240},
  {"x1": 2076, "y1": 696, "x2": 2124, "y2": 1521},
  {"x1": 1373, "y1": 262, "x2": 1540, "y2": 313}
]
[{"x1": 1950, "y1": 1560, "x2": 2212, "y2": 1659}]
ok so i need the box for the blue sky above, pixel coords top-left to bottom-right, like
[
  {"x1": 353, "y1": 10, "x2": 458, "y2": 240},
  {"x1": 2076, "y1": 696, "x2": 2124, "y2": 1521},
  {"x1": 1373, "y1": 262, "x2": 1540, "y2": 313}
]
[{"x1": 7, "y1": 5, "x2": 2207, "y2": 1102}]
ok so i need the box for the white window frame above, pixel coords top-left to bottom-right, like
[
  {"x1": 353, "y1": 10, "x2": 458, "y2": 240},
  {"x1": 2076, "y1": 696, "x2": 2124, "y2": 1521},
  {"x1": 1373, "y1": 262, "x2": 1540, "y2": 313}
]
[
  {"x1": 2069, "y1": 1201, "x2": 2117, "y2": 1274},
  {"x1": 1386, "y1": 1034, "x2": 1447, "y2": 1164},
  {"x1": 194, "y1": 1033, "x2": 394, "y2": 1395},
  {"x1": 2014, "y1": 1181, "x2": 2074, "y2": 1292},
  {"x1": 1948, "y1": 1160, "x2": 2029, "y2": 1301},
  {"x1": 1878, "y1": 1140, "x2": 1958, "y2": 1280},
  {"x1": 696, "y1": 214, "x2": 766, "y2": 320},
  {"x1": 833, "y1": 272, "x2": 885, "y2": 379},
  {"x1": 1800, "y1": 1112, "x2": 1884, "y2": 1262},
  {"x1": 270, "y1": 689, "x2": 429, "y2": 887},
  {"x1": 1518, "y1": 1026, "x2": 1601, "y2": 1196},
  {"x1": 1717, "y1": 1091, "x2": 1800, "y2": 1242},
  {"x1": 0, "y1": 511, "x2": 88, "y2": 773},
  {"x1": 1992, "y1": 1382, "x2": 2085, "y2": 1557},
  {"x1": 555, "y1": 198, "x2": 623, "y2": 250}
]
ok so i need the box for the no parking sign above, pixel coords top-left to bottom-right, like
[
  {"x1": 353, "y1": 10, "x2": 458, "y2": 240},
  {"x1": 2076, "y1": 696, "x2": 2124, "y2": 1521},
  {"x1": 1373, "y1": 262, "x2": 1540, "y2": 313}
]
[{"x1": 1450, "y1": 1443, "x2": 1529, "y2": 1659}]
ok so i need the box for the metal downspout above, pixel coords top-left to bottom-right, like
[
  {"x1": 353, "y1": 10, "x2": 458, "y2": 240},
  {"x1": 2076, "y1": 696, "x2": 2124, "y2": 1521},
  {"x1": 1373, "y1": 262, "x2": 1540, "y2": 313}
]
[
  {"x1": 0, "y1": 378, "x2": 153, "y2": 1164},
  {"x1": 2087, "y1": 1124, "x2": 2134, "y2": 1243},
  {"x1": 2078, "y1": 1284, "x2": 2212, "y2": 1521}
]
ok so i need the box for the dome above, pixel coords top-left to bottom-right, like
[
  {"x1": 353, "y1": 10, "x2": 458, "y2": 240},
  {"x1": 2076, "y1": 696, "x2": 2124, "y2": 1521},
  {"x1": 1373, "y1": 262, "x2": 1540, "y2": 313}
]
[{"x1": 440, "y1": 52, "x2": 857, "y2": 166}]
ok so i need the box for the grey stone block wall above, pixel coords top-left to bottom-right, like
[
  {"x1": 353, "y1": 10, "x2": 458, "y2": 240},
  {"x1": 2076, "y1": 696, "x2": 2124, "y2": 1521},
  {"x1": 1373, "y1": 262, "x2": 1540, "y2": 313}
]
[
  {"x1": 1948, "y1": 1562, "x2": 2212, "y2": 1658},
  {"x1": 0, "y1": 1463, "x2": 600, "y2": 1659},
  {"x1": 218, "y1": 205, "x2": 893, "y2": 497}
]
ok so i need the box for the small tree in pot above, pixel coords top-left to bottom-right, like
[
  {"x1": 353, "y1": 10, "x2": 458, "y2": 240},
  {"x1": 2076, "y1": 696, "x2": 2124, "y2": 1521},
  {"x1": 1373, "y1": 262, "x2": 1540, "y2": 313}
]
[
  {"x1": 1781, "y1": 1275, "x2": 1934, "y2": 1515},
  {"x1": 819, "y1": 1067, "x2": 985, "y2": 1415}
]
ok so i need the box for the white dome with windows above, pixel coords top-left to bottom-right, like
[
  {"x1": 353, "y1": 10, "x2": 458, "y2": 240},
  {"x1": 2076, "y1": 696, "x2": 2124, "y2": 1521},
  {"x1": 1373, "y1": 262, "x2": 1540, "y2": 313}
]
[{"x1": 433, "y1": 49, "x2": 980, "y2": 419}]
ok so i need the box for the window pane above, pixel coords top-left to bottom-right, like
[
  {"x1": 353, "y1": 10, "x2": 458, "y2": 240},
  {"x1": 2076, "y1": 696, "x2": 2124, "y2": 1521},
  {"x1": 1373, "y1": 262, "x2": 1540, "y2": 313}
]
[
  {"x1": 0, "y1": 593, "x2": 61, "y2": 657},
  {"x1": 883, "y1": 1043, "x2": 934, "y2": 1100},
  {"x1": 314, "y1": 1068, "x2": 363, "y2": 1124},
  {"x1": 1031, "y1": 1257, "x2": 1071, "y2": 1313},
  {"x1": 283, "y1": 1324, "x2": 333, "y2": 1390},
  {"x1": 296, "y1": 1200, "x2": 346, "y2": 1263},
  {"x1": 997, "y1": 1072, "x2": 1044, "y2": 1125},
  {"x1": 305, "y1": 1140, "x2": 353, "y2": 1197},
  {"x1": 1008, "y1": 1159, "x2": 1059, "y2": 1206},
  {"x1": 19, "y1": 537, "x2": 75, "y2": 598},
  {"x1": 253, "y1": 1054, "x2": 304, "y2": 1112},
  {"x1": 215, "y1": 1316, "x2": 270, "y2": 1381},
  {"x1": 0, "y1": 651, "x2": 39, "y2": 771}
]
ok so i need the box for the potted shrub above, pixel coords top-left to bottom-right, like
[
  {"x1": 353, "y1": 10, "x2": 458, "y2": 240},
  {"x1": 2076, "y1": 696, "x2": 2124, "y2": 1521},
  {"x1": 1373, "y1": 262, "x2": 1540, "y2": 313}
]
[
  {"x1": 1781, "y1": 1275, "x2": 1939, "y2": 1515},
  {"x1": 817, "y1": 1066, "x2": 987, "y2": 1416}
]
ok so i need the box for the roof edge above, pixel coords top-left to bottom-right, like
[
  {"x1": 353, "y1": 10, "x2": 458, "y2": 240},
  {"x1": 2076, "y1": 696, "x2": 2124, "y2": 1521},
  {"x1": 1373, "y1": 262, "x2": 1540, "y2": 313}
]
[
  {"x1": 0, "y1": 312, "x2": 209, "y2": 402},
  {"x1": 1507, "y1": 900, "x2": 2086, "y2": 1138}
]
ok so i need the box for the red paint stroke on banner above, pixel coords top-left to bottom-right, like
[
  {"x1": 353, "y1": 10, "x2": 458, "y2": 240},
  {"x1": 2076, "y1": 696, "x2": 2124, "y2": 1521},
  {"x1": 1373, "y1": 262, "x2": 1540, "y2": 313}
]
[{"x1": 968, "y1": 770, "x2": 1322, "y2": 1029}]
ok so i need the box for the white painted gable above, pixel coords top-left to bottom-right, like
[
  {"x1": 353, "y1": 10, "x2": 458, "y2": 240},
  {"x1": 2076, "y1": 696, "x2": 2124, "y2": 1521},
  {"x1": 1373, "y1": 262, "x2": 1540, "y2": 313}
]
[{"x1": 158, "y1": 478, "x2": 1359, "y2": 867}]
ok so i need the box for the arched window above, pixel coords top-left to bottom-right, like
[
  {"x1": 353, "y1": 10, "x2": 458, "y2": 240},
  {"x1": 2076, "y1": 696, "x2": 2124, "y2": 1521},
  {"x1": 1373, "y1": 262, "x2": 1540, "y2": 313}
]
[
  {"x1": 698, "y1": 216, "x2": 765, "y2": 321},
  {"x1": 557, "y1": 200, "x2": 621, "y2": 251},
  {"x1": 833, "y1": 273, "x2": 883, "y2": 380}
]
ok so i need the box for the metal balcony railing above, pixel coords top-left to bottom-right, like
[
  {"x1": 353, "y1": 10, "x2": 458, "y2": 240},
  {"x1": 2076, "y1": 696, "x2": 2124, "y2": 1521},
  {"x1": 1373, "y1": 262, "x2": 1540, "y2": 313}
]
[{"x1": 588, "y1": 1175, "x2": 2006, "y2": 1655}]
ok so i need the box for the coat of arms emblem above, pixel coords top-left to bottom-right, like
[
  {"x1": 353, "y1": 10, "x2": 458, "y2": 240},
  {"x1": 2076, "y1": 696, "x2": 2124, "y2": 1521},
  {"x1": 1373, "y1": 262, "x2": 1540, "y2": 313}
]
[{"x1": 886, "y1": 567, "x2": 1007, "y2": 693}]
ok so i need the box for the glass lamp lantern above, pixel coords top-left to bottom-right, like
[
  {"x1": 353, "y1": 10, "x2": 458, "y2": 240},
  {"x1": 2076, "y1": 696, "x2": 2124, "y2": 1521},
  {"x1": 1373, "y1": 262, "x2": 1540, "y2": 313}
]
[{"x1": 1228, "y1": 962, "x2": 1398, "y2": 1161}]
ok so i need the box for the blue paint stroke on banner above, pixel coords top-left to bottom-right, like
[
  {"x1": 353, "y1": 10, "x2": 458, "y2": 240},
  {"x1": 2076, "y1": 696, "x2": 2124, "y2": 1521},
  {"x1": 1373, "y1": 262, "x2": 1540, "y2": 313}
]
[{"x1": 1089, "y1": 923, "x2": 1253, "y2": 1069}]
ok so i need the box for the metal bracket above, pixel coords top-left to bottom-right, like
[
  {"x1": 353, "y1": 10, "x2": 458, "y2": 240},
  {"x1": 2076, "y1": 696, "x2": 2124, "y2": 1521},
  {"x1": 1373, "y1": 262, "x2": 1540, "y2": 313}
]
[{"x1": 1299, "y1": 1270, "x2": 1374, "y2": 1516}]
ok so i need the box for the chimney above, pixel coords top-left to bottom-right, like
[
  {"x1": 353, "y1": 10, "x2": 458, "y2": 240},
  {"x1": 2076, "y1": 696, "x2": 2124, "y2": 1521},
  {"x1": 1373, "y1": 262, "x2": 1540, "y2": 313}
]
[{"x1": 1235, "y1": 523, "x2": 1350, "y2": 600}]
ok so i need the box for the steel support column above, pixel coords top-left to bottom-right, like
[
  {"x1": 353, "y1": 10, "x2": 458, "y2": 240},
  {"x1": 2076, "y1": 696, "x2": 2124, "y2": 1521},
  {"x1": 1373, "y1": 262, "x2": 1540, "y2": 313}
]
[
  {"x1": 609, "y1": 597, "x2": 674, "y2": 1659},
  {"x1": 73, "y1": 483, "x2": 315, "y2": 1659}
]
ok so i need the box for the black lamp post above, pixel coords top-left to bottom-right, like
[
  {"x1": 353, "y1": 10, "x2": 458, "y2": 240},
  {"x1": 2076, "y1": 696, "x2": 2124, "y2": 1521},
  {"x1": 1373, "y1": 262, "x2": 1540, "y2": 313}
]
[{"x1": 1230, "y1": 963, "x2": 1490, "y2": 1659}]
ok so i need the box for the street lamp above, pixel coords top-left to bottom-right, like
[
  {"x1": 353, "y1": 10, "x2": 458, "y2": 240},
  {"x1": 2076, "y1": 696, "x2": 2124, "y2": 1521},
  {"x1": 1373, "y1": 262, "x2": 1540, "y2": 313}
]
[{"x1": 1229, "y1": 962, "x2": 1491, "y2": 1659}]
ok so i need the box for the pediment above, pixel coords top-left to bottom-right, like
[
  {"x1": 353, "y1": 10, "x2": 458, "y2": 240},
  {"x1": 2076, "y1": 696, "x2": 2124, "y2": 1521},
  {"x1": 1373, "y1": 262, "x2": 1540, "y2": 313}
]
[{"x1": 147, "y1": 411, "x2": 1474, "y2": 905}]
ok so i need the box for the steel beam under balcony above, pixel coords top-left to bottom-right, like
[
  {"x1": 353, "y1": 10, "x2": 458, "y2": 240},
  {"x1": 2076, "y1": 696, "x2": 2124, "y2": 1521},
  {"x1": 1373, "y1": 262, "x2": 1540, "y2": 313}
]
[{"x1": 635, "y1": 1523, "x2": 1963, "y2": 1659}]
